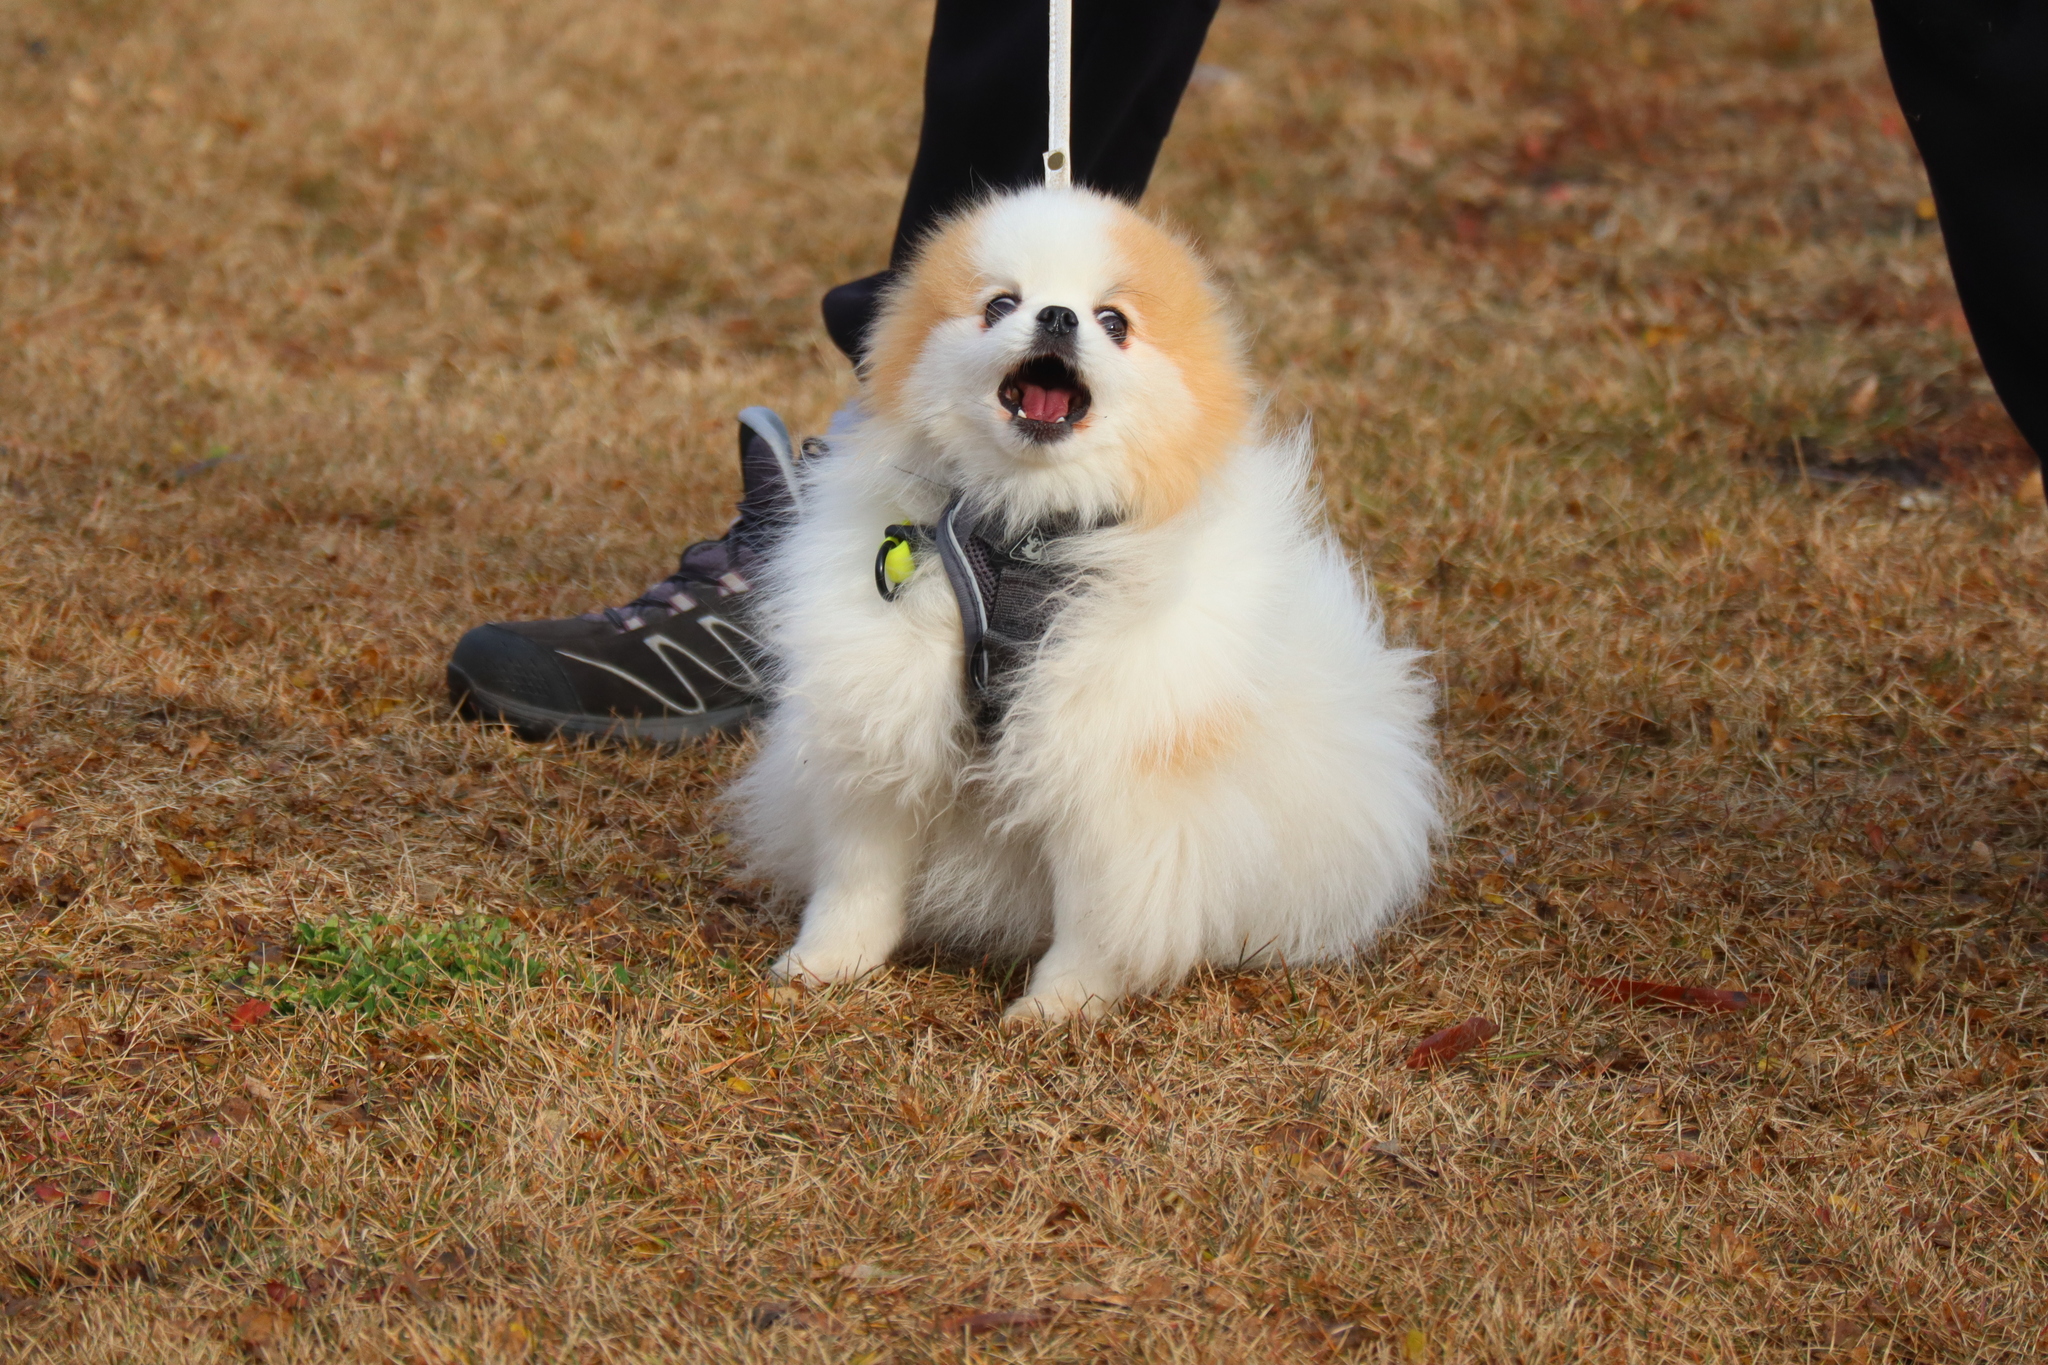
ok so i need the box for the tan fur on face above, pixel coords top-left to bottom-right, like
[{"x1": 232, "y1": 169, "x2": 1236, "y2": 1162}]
[
  {"x1": 863, "y1": 218, "x2": 981, "y2": 423},
  {"x1": 1102, "y1": 211, "x2": 1250, "y2": 524}
]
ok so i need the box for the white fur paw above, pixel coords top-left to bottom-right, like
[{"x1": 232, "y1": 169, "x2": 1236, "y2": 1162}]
[
  {"x1": 1000, "y1": 985, "x2": 1119, "y2": 1029},
  {"x1": 768, "y1": 945, "x2": 891, "y2": 988}
]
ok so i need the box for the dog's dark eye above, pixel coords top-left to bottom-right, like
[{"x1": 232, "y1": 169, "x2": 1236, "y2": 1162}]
[
  {"x1": 984, "y1": 294, "x2": 1020, "y2": 326},
  {"x1": 1095, "y1": 308, "x2": 1130, "y2": 345}
]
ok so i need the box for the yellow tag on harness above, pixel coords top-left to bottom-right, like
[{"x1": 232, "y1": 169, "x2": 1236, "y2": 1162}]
[
  {"x1": 883, "y1": 537, "x2": 915, "y2": 586},
  {"x1": 876, "y1": 529, "x2": 920, "y2": 601}
]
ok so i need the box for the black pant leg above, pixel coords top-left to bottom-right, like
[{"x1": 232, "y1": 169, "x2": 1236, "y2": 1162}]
[
  {"x1": 1871, "y1": 1, "x2": 2048, "y2": 464},
  {"x1": 823, "y1": 0, "x2": 1222, "y2": 362}
]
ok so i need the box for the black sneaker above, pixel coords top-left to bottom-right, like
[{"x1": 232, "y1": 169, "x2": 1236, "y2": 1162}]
[{"x1": 446, "y1": 407, "x2": 801, "y2": 745}]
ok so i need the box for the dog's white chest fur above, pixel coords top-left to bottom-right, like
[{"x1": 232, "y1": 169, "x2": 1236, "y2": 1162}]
[{"x1": 727, "y1": 185, "x2": 1439, "y2": 1023}]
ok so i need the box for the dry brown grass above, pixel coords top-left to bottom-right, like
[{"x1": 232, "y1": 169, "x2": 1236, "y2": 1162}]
[{"x1": 4, "y1": 0, "x2": 2046, "y2": 1360}]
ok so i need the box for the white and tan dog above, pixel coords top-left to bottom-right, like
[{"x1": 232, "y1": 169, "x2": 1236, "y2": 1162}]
[{"x1": 730, "y1": 186, "x2": 1440, "y2": 1023}]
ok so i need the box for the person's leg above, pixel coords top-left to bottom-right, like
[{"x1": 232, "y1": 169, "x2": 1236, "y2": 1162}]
[
  {"x1": 823, "y1": 0, "x2": 1223, "y2": 362},
  {"x1": 1871, "y1": 1, "x2": 2048, "y2": 464}
]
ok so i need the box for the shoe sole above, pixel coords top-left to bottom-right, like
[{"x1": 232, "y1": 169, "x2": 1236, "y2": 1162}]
[{"x1": 448, "y1": 667, "x2": 759, "y2": 747}]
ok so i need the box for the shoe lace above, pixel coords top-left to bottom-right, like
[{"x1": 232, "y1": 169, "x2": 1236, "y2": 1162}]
[
  {"x1": 593, "y1": 539, "x2": 755, "y2": 633},
  {"x1": 588, "y1": 425, "x2": 817, "y2": 633}
]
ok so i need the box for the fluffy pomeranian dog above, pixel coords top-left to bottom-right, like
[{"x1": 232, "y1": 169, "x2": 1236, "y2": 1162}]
[{"x1": 730, "y1": 186, "x2": 1440, "y2": 1023}]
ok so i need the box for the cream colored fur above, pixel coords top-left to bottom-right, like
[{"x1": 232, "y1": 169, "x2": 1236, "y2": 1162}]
[{"x1": 729, "y1": 187, "x2": 1440, "y2": 1023}]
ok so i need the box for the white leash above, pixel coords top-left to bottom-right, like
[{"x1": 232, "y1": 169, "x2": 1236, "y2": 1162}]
[{"x1": 1044, "y1": 0, "x2": 1073, "y2": 188}]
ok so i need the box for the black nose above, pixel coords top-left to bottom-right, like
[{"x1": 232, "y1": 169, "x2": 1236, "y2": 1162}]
[{"x1": 1036, "y1": 306, "x2": 1079, "y2": 337}]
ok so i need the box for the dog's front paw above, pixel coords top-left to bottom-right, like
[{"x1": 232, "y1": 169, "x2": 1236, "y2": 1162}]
[
  {"x1": 1002, "y1": 947, "x2": 1126, "y2": 1028},
  {"x1": 768, "y1": 944, "x2": 891, "y2": 988},
  {"x1": 1000, "y1": 984, "x2": 1119, "y2": 1029}
]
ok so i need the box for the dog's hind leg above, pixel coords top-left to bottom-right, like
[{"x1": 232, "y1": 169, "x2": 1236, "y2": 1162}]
[{"x1": 770, "y1": 799, "x2": 920, "y2": 987}]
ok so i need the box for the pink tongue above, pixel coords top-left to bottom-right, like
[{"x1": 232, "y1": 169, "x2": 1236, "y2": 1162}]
[{"x1": 1021, "y1": 383, "x2": 1071, "y2": 423}]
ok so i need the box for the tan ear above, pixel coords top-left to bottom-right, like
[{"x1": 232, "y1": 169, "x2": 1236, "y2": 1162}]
[
  {"x1": 1107, "y1": 211, "x2": 1250, "y2": 524},
  {"x1": 862, "y1": 215, "x2": 985, "y2": 421}
]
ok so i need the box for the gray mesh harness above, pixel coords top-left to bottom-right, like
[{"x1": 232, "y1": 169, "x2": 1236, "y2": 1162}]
[{"x1": 876, "y1": 494, "x2": 1114, "y2": 734}]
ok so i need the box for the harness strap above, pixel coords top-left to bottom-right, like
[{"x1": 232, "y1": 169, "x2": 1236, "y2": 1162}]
[{"x1": 879, "y1": 493, "x2": 1113, "y2": 733}]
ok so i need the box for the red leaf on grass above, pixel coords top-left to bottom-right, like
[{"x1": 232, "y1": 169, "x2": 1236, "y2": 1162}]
[
  {"x1": 935, "y1": 1308, "x2": 1054, "y2": 1336},
  {"x1": 77, "y1": 1189, "x2": 114, "y2": 1210},
  {"x1": 227, "y1": 999, "x2": 274, "y2": 1033},
  {"x1": 1404, "y1": 1016, "x2": 1500, "y2": 1068},
  {"x1": 1577, "y1": 975, "x2": 1770, "y2": 1013},
  {"x1": 30, "y1": 1183, "x2": 65, "y2": 1205}
]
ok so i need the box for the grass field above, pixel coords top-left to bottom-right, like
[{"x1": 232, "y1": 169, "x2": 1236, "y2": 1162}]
[{"x1": 4, "y1": 0, "x2": 2047, "y2": 1360}]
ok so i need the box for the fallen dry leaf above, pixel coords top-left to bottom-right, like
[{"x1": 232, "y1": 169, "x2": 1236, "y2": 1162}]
[
  {"x1": 1578, "y1": 975, "x2": 1771, "y2": 1013},
  {"x1": 29, "y1": 1183, "x2": 65, "y2": 1205},
  {"x1": 45, "y1": 1016, "x2": 90, "y2": 1059},
  {"x1": 234, "y1": 1301, "x2": 294, "y2": 1353},
  {"x1": 380, "y1": 1259, "x2": 440, "y2": 1304},
  {"x1": 1405, "y1": 1015, "x2": 1500, "y2": 1068},
  {"x1": 10, "y1": 808, "x2": 56, "y2": 835},
  {"x1": 1042, "y1": 1199, "x2": 1088, "y2": 1228},
  {"x1": 77, "y1": 1189, "x2": 114, "y2": 1210},
  {"x1": 317, "y1": 1106, "x2": 375, "y2": 1134},
  {"x1": 1650, "y1": 1149, "x2": 1710, "y2": 1172},
  {"x1": 227, "y1": 999, "x2": 274, "y2": 1033},
  {"x1": 1901, "y1": 1204, "x2": 1958, "y2": 1248},
  {"x1": 1711, "y1": 1225, "x2": 1759, "y2": 1272},
  {"x1": 155, "y1": 839, "x2": 206, "y2": 886},
  {"x1": 1131, "y1": 1273, "x2": 1175, "y2": 1303},
  {"x1": 934, "y1": 1307, "x2": 1053, "y2": 1336},
  {"x1": 1898, "y1": 938, "x2": 1931, "y2": 989}
]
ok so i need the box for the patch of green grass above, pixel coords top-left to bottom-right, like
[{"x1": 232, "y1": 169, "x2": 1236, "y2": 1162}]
[{"x1": 270, "y1": 913, "x2": 543, "y2": 1017}]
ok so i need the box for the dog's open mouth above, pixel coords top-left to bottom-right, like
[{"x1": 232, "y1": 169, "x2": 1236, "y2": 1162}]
[{"x1": 998, "y1": 355, "x2": 1091, "y2": 440}]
